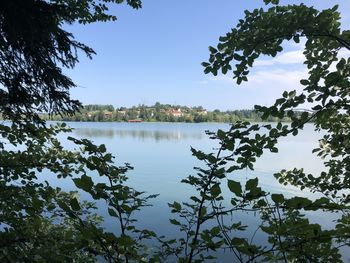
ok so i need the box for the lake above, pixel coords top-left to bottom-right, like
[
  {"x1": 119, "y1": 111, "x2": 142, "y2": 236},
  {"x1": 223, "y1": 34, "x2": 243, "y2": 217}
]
[{"x1": 50, "y1": 122, "x2": 346, "y2": 261}]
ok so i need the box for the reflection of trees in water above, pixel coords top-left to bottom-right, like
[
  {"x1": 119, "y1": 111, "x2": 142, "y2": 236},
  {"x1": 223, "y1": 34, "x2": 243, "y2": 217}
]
[
  {"x1": 75, "y1": 128, "x2": 115, "y2": 138},
  {"x1": 74, "y1": 128, "x2": 204, "y2": 141}
]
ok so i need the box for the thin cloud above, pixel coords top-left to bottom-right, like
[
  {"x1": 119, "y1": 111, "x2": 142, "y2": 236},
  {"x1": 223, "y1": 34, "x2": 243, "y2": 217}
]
[
  {"x1": 246, "y1": 69, "x2": 307, "y2": 90},
  {"x1": 209, "y1": 75, "x2": 234, "y2": 84},
  {"x1": 208, "y1": 68, "x2": 307, "y2": 91},
  {"x1": 339, "y1": 48, "x2": 350, "y2": 58},
  {"x1": 255, "y1": 45, "x2": 350, "y2": 67},
  {"x1": 195, "y1": 80, "x2": 209, "y2": 85},
  {"x1": 255, "y1": 50, "x2": 305, "y2": 66}
]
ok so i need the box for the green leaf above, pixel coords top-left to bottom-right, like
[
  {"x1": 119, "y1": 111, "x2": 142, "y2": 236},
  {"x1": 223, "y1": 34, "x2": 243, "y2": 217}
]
[
  {"x1": 264, "y1": 0, "x2": 279, "y2": 4},
  {"x1": 118, "y1": 235, "x2": 134, "y2": 246},
  {"x1": 211, "y1": 184, "x2": 221, "y2": 198},
  {"x1": 57, "y1": 200, "x2": 71, "y2": 214},
  {"x1": 172, "y1": 201, "x2": 181, "y2": 211},
  {"x1": 257, "y1": 199, "x2": 267, "y2": 207},
  {"x1": 204, "y1": 67, "x2": 211, "y2": 74},
  {"x1": 271, "y1": 194, "x2": 284, "y2": 203},
  {"x1": 286, "y1": 197, "x2": 312, "y2": 209},
  {"x1": 211, "y1": 226, "x2": 221, "y2": 236},
  {"x1": 324, "y1": 72, "x2": 340, "y2": 87},
  {"x1": 70, "y1": 196, "x2": 81, "y2": 211},
  {"x1": 169, "y1": 219, "x2": 181, "y2": 226},
  {"x1": 99, "y1": 144, "x2": 106, "y2": 152},
  {"x1": 293, "y1": 35, "x2": 300, "y2": 43},
  {"x1": 217, "y1": 129, "x2": 226, "y2": 140},
  {"x1": 200, "y1": 206, "x2": 207, "y2": 217},
  {"x1": 31, "y1": 196, "x2": 43, "y2": 210},
  {"x1": 245, "y1": 178, "x2": 258, "y2": 190},
  {"x1": 209, "y1": 46, "x2": 217, "y2": 53},
  {"x1": 300, "y1": 79, "x2": 309, "y2": 85},
  {"x1": 227, "y1": 180, "x2": 242, "y2": 197},
  {"x1": 233, "y1": 53, "x2": 243, "y2": 61},
  {"x1": 108, "y1": 208, "x2": 118, "y2": 217},
  {"x1": 73, "y1": 175, "x2": 94, "y2": 192},
  {"x1": 207, "y1": 154, "x2": 217, "y2": 164}
]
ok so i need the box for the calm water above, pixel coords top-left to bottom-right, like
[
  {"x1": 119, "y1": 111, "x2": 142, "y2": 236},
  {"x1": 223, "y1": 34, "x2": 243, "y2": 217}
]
[
  {"x1": 49, "y1": 122, "x2": 347, "y2": 261},
  {"x1": 64, "y1": 122, "x2": 324, "y2": 199}
]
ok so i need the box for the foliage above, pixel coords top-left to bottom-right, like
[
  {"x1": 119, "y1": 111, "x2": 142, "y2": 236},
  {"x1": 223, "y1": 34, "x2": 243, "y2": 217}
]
[
  {"x1": 197, "y1": 0, "x2": 350, "y2": 261},
  {"x1": 157, "y1": 123, "x2": 347, "y2": 262},
  {"x1": 52, "y1": 0, "x2": 142, "y2": 24},
  {"x1": 0, "y1": 0, "x2": 141, "y2": 122},
  {"x1": 0, "y1": 122, "x2": 157, "y2": 262},
  {"x1": 0, "y1": 0, "x2": 155, "y2": 261},
  {"x1": 203, "y1": 1, "x2": 350, "y2": 204},
  {"x1": 1, "y1": 0, "x2": 350, "y2": 262},
  {"x1": 44, "y1": 103, "x2": 290, "y2": 123}
]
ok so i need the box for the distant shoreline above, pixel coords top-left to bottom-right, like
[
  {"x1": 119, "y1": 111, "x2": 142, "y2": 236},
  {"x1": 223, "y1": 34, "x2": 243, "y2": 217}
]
[
  {"x1": 42, "y1": 103, "x2": 295, "y2": 123},
  {"x1": 45, "y1": 119, "x2": 289, "y2": 124}
]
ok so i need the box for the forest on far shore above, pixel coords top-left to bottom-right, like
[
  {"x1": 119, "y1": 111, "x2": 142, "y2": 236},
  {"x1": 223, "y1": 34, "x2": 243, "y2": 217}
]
[{"x1": 44, "y1": 103, "x2": 296, "y2": 123}]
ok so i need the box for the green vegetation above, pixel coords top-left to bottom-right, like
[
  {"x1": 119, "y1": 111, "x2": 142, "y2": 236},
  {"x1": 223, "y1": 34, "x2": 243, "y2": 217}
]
[
  {"x1": 1, "y1": 0, "x2": 350, "y2": 262},
  {"x1": 47, "y1": 103, "x2": 287, "y2": 122}
]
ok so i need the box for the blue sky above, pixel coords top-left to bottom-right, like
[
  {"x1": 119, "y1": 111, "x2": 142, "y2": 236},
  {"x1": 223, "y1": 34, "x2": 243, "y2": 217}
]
[{"x1": 67, "y1": 0, "x2": 350, "y2": 110}]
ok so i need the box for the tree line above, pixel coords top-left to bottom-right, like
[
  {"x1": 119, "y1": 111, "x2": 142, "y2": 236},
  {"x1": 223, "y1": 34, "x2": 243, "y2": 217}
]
[
  {"x1": 46, "y1": 103, "x2": 292, "y2": 123},
  {"x1": 1, "y1": 0, "x2": 350, "y2": 262}
]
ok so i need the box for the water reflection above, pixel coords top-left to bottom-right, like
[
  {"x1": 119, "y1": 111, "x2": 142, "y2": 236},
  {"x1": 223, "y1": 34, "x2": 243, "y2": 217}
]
[
  {"x1": 51, "y1": 123, "x2": 350, "y2": 261},
  {"x1": 74, "y1": 128, "x2": 115, "y2": 138},
  {"x1": 74, "y1": 128, "x2": 204, "y2": 142}
]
